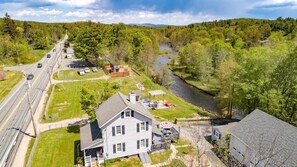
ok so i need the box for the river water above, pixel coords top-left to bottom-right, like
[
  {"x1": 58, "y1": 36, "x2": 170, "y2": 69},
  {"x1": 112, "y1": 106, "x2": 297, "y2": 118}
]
[{"x1": 156, "y1": 44, "x2": 219, "y2": 114}]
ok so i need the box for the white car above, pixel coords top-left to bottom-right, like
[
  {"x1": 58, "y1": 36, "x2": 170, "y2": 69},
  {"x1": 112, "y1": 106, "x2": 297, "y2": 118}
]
[
  {"x1": 84, "y1": 67, "x2": 90, "y2": 73},
  {"x1": 92, "y1": 67, "x2": 98, "y2": 72}
]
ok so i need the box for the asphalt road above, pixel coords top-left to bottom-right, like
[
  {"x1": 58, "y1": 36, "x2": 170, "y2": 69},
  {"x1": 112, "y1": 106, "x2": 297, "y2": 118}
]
[{"x1": 0, "y1": 36, "x2": 67, "y2": 167}]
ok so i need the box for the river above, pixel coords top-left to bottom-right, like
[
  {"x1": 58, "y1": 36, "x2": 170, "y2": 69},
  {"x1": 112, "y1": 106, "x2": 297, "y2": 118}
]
[{"x1": 156, "y1": 44, "x2": 219, "y2": 114}]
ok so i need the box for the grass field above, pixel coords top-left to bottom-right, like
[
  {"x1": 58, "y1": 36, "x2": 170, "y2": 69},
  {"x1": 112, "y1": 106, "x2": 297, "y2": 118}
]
[
  {"x1": 149, "y1": 149, "x2": 172, "y2": 164},
  {"x1": 24, "y1": 138, "x2": 35, "y2": 166},
  {"x1": 45, "y1": 81, "x2": 103, "y2": 122},
  {"x1": 46, "y1": 72, "x2": 211, "y2": 123},
  {"x1": 53, "y1": 69, "x2": 105, "y2": 80},
  {"x1": 30, "y1": 127, "x2": 81, "y2": 167},
  {"x1": 102, "y1": 156, "x2": 142, "y2": 167},
  {"x1": 0, "y1": 71, "x2": 23, "y2": 102}
]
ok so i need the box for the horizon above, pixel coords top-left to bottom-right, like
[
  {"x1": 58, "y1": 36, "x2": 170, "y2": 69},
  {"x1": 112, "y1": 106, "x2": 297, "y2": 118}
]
[{"x1": 1, "y1": 0, "x2": 297, "y2": 25}]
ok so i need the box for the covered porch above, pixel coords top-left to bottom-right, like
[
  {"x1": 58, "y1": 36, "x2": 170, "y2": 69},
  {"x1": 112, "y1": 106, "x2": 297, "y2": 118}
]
[
  {"x1": 83, "y1": 146, "x2": 104, "y2": 167},
  {"x1": 80, "y1": 120, "x2": 104, "y2": 167}
]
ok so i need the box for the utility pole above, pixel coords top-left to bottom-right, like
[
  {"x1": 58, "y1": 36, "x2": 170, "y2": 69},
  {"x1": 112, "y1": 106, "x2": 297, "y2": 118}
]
[
  {"x1": 26, "y1": 79, "x2": 37, "y2": 137},
  {"x1": 47, "y1": 67, "x2": 53, "y2": 85}
]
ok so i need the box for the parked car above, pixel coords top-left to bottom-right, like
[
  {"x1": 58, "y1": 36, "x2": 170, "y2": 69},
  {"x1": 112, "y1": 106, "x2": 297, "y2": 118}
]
[
  {"x1": 27, "y1": 74, "x2": 34, "y2": 80},
  {"x1": 92, "y1": 67, "x2": 98, "y2": 72},
  {"x1": 47, "y1": 54, "x2": 51, "y2": 58},
  {"x1": 53, "y1": 48, "x2": 56, "y2": 52},
  {"x1": 37, "y1": 63, "x2": 42, "y2": 68},
  {"x1": 84, "y1": 67, "x2": 90, "y2": 73},
  {"x1": 78, "y1": 70, "x2": 85, "y2": 76}
]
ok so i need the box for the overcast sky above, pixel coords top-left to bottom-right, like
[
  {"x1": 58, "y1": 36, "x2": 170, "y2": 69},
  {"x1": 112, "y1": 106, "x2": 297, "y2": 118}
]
[{"x1": 1, "y1": 0, "x2": 297, "y2": 25}]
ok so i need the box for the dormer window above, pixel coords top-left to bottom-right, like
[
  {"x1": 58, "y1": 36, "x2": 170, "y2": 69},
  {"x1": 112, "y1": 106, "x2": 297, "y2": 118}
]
[
  {"x1": 125, "y1": 111, "x2": 131, "y2": 117},
  {"x1": 121, "y1": 110, "x2": 134, "y2": 118}
]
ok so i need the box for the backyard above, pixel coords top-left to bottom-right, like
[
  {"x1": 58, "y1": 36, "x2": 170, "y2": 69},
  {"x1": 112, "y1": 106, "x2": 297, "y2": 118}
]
[
  {"x1": 102, "y1": 156, "x2": 142, "y2": 167},
  {"x1": 27, "y1": 127, "x2": 81, "y2": 167},
  {"x1": 0, "y1": 70, "x2": 23, "y2": 101},
  {"x1": 45, "y1": 71, "x2": 211, "y2": 123},
  {"x1": 53, "y1": 69, "x2": 105, "y2": 80},
  {"x1": 44, "y1": 81, "x2": 103, "y2": 122},
  {"x1": 149, "y1": 149, "x2": 172, "y2": 164}
]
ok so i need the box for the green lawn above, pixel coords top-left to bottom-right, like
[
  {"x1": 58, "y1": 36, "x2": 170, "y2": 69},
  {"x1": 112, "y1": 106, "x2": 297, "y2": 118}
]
[
  {"x1": 116, "y1": 73, "x2": 212, "y2": 120},
  {"x1": 163, "y1": 159, "x2": 186, "y2": 167},
  {"x1": 0, "y1": 71, "x2": 23, "y2": 102},
  {"x1": 149, "y1": 149, "x2": 172, "y2": 164},
  {"x1": 45, "y1": 81, "x2": 103, "y2": 122},
  {"x1": 53, "y1": 69, "x2": 105, "y2": 80},
  {"x1": 24, "y1": 138, "x2": 35, "y2": 167},
  {"x1": 176, "y1": 146, "x2": 195, "y2": 157},
  {"x1": 45, "y1": 72, "x2": 211, "y2": 123},
  {"x1": 102, "y1": 156, "x2": 142, "y2": 167},
  {"x1": 30, "y1": 127, "x2": 81, "y2": 167}
]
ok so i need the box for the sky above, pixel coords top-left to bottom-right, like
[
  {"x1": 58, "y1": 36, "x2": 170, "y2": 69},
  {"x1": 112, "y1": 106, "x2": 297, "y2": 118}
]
[{"x1": 1, "y1": 0, "x2": 297, "y2": 25}]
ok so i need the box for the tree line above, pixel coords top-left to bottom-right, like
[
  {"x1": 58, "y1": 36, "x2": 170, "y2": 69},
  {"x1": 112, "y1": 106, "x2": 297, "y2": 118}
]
[
  {"x1": 0, "y1": 13, "x2": 64, "y2": 64},
  {"x1": 1, "y1": 14, "x2": 296, "y2": 126}
]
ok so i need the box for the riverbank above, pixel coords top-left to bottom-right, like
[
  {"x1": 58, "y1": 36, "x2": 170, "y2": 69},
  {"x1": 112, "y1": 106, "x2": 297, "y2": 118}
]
[{"x1": 171, "y1": 70, "x2": 219, "y2": 96}]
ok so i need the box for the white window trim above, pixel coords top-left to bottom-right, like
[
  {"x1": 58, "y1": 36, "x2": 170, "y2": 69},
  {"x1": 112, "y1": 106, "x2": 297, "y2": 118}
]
[
  {"x1": 125, "y1": 111, "x2": 131, "y2": 118},
  {"x1": 116, "y1": 125, "x2": 122, "y2": 135},
  {"x1": 116, "y1": 143, "x2": 122, "y2": 152},
  {"x1": 140, "y1": 122, "x2": 145, "y2": 131}
]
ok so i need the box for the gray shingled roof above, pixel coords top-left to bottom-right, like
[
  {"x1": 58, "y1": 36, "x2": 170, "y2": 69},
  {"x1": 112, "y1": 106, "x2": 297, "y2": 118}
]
[
  {"x1": 231, "y1": 109, "x2": 297, "y2": 166},
  {"x1": 80, "y1": 120, "x2": 103, "y2": 150},
  {"x1": 95, "y1": 92, "x2": 153, "y2": 127}
]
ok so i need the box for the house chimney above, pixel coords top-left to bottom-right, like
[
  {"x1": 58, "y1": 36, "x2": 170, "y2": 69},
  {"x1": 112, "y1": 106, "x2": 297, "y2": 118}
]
[{"x1": 129, "y1": 91, "x2": 136, "y2": 104}]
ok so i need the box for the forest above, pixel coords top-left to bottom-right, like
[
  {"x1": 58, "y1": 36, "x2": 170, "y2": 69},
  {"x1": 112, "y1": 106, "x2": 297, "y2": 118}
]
[{"x1": 0, "y1": 14, "x2": 296, "y2": 126}]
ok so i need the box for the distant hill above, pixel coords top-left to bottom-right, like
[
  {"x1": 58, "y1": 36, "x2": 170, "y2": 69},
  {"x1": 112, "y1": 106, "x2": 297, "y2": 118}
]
[{"x1": 128, "y1": 23, "x2": 171, "y2": 27}]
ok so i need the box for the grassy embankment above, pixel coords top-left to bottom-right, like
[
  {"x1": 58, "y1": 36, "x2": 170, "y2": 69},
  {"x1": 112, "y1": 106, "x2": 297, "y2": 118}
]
[
  {"x1": 170, "y1": 66, "x2": 219, "y2": 95},
  {"x1": 0, "y1": 71, "x2": 23, "y2": 101}
]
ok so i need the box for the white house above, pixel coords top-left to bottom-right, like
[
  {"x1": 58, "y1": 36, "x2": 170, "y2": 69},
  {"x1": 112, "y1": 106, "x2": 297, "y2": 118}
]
[
  {"x1": 229, "y1": 109, "x2": 297, "y2": 167},
  {"x1": 211, "y1": 122, "x2": 237, "y2": 147},
  {"x1": 66, "y1": 48, "x2": 74, "y2": 58},
  {"x1": 80, "y1": 91, "x2": 154, "y2": 167}
]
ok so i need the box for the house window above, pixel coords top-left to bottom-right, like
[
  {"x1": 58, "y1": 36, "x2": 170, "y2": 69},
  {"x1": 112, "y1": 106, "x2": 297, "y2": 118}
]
[
  {"x1": 140, "y1": 122, "x2": 145, "y2": 131},
  {"x1": 116, "y1": 143, "x2": 122, "y2": 152},
  {"x1": 116, "y1": 126, "x2": 122, "y2": 135},
  {"x1": 140, "y1": 139, "x2": 145, "y2": 148},
  {"x1": 125, "y1": 111, "x2": 131, "y2": 117}
]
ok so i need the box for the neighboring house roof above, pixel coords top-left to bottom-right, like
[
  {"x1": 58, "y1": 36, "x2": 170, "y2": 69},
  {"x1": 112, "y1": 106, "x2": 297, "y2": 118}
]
[
  {"x1": 214, "y1": 122, "x2": 238, "y2": 136},
  {"x1": 80, "y1": 120, "x2": 103, "y2": 150},
  {"x1": 230, "y1": 109, "x2": 297, "y2": 166},
  {"x1": 66, "y1": 48, "x2": 74, "y2": 54},
  {"x1": 95, "y1": 92, "x2": 153, "y2": 127}
]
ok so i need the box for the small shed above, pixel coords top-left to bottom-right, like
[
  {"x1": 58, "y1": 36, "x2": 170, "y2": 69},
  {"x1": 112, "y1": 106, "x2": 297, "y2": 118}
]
[
  {"x1": 66, "y1": 48, "x2": 74, "y2": 58},
  {"x1": 148, "y1": 90, "x2": 166, "y2": 101},
  {"x1": 111, "y1": 63, "x2": 120, "y2": 72}
]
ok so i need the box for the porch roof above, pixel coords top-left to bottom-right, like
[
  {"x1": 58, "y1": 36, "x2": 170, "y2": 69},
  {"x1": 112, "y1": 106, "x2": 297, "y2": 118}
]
[{"x1": 80, "y1": 120, "x2": 103, "y2": 150}]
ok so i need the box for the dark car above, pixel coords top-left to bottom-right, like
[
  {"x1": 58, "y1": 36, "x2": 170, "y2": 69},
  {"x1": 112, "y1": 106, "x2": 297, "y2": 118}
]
[
  {"x1": 37, "y1": 63, "x2": 42, "y2": 68},
  {"x1": 53, "y1": 48, "x2": 56, "y2": 52},
  {"x1": 47, "y1": 54, "x2": 51, "y2": 58},
  {"x1": 27, "y1": 74, "x2": 34, "y2": 80}
]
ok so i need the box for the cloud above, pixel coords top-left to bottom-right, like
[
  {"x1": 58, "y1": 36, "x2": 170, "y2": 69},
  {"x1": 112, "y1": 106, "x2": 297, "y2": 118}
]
[
  {"x1": 14, "y1": 8, "x2": 63, "y2": 17},
  {"x1": 63, "y1": 9, "x2": 222, "y2": 25}
]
